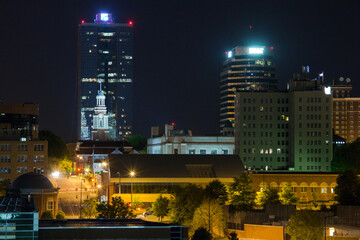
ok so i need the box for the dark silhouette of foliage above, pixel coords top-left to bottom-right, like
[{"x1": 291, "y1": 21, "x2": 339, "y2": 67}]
[
  {"x1": 56, "y1": 210, "x2": 66, "y2": 219},
  {"x1": 229, "y1": 174, "x2": 256, "y2": 210},
  {"x1": 128, "y1": 135, "x2": 147, "y2": 151},
  {"x1": 41, "y1": 210, "x2": 54, "y2": 219},
  {"x1": 39, "y1": 130, "x2": 69, "y2": 158},
  {"x1": 192, "y1": 227, "x2": 212, "y2": 240},
  {"x1": 97, "y1": 197, "x2": 134, "y2": 218},
  {"x1": 153, "y1": 194, "x2": 170, "y2": 222},
  {"x1": 332, "y1": 139, "x2": 360, "y2": 172},
  {"x1": 287, "y1": 211, "x2": 323, "y2": 240},
  {"x1": 170, "y1": 184, "x2": 205, "y2": 225},
  {"x1": 205, "y1": 179, "x2": 228, "y2": 205},
  {"x1": 335, "y1": 169, "x2": 360, "y2": 205}
]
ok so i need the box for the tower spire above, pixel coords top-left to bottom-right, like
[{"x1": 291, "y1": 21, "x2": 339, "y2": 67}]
[{"x1": 99, "y1": 80, "x2": 102, "y2": 92}]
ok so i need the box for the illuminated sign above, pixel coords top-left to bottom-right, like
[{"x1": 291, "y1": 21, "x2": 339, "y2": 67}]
[
  {"x1": 0, "y1": 213, "x2": 18, "y2": 220},
  {"x1": 324, "y1": 86, "x2": 331, "y2": 95},
  {"x1": 100, "y1": 13, "x2": 109, "y2": 21},
  {"x1": 227, "y1": 51, "x2": 232, "y2": 58},
  {"x1": 249, "y1": 47, "x2": 264, "y2": 54}
]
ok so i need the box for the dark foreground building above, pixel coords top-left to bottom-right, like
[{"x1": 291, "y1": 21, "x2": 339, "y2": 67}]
[
  {"x1": 78, "y1": 13, "x2": 133, "y2": 140},
  {"x1": 39, "y1": 219, "x2": 188, "y2": 240}
]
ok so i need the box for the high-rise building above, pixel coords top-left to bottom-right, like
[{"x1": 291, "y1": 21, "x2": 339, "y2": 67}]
[
  {"x1": 78, "y1": 13, "x2": 133, "y2": 141},
  {"x1": 234, "y1": 68, "x2": 333, "y2": 172},
  {"x1": 220, "y1": 46, "x2": 277, "y2": 132},
  {"x1": 331, "y1": 77, "x2": 360, "y2": 142}
]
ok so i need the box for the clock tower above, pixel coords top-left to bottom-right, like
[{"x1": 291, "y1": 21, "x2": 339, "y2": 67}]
[{"x1": 92, "y1": 82, "x2": 110, "y2": 141}]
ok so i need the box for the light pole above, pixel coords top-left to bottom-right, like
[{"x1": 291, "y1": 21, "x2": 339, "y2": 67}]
[
  {"x1": 117, "y1": 172, "x2": 121, "y2": 198},
  {"x1": 79, "y1": 177, "x2": 85, "y2": 218},
  {"x1": 130, "y1": 171, "x2": 135, "y2": 206}
]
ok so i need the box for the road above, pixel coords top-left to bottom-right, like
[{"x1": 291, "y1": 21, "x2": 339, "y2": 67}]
[{"x1": 50, "y1": 176, "x2": 98, "y2": 218}]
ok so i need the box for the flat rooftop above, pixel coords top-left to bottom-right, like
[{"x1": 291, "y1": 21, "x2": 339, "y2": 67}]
[{"x1": 39, "y1": 218, "x2": 169, "y2": 228}]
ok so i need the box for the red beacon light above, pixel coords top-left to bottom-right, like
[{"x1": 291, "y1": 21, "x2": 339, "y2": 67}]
[
  {"x1": 270, "y1": 46, "x2": 274, "y2": 50},
  {"x1": 81, "y1": 20, "x2": 85, "y2": 24},
  {"x1": 171, "y1": 122, "x2": 175, "y2": 126},
  {"x1": 129, "y1": 21, "x2": 133, "y2": 25}
]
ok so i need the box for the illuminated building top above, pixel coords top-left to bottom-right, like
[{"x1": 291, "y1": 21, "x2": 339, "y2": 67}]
[{"x1": 94, "y1": 13, "x2": 114, "y2": 24}]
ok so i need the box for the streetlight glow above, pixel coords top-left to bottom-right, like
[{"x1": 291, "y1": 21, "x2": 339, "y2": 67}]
[
  {"x1": 97, "y1": 184, "x2": 102, "y2": 188},
  {"x1": 130, "y1": 171, "x2": 135, "y2": 177},
  {"x1": 51, "y1": 171, "x2": 60, "y2": 178}
]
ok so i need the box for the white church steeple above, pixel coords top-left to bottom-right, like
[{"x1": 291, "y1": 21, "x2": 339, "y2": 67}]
[{"x1": 92, "y1": 81, "x2": 110, "y2": 141}]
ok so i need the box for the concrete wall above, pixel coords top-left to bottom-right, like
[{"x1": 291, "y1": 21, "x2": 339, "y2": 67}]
[{"x1": 233, "y1": 224, "x2": 284, "y2": 240}]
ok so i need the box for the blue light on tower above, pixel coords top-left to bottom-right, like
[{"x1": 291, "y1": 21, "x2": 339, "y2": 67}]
[{"x1": 100, "y1": 13, "x2": 109, "y2": 21}]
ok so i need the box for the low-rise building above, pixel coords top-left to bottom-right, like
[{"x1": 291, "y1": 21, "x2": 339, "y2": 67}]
[
  {"x1": 0, "y1": 102, "x2": 48, "y2": 181},
  {"x1": 148, "y1": 136, "x2": 234, "y2": 154}
]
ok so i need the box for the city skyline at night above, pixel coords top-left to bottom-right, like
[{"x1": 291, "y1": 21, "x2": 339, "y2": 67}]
[{"x1": 1, "y1": 1, "x2": 360, "y2": 141}]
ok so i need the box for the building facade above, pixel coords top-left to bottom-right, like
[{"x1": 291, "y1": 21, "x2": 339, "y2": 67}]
[
  {"x1": 332, "y1": 82, "x2": 360, "y2": 142},
  {"x1": 147, "y1": 136, "x2": 234, "y2": 154},
  {"x1": 220, "y1": 46, "x2": 277, "y2": 131},
  {"x1": 234, "y1": 73, "x2": 333, "y2": 172},
  {"x1": 78, "y1": 13, "x2": 133, "y2": 141},
  {"x1": 0, "y1": 102, "x2": 48, "y2": 181}
]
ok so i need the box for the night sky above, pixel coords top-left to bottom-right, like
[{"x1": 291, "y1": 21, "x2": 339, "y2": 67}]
[{"x1": 1, "y1": 0, "x2": 359, "y2": 141}]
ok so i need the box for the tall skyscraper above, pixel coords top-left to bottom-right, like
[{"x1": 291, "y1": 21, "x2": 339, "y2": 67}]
[
  {"x1": 78, "y1": 13, "x2": 133, "y2": 141},
  {"x1": 220, "y1": 46, "x2": 277, "y2": 132}
]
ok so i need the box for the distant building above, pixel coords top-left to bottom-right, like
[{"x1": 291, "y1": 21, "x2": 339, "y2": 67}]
[
  {"x1": 105, "y1": 154, "x2": 339, "y2": 207},
  {"x1": 148, "y1": 124, "x2": 234, "y2": 154},
  {"x1": 106, "y1": 154, "x2": 245, "y2": 203},
  {"x1": 0, "y1": 102, "x2": 48, "y2": 181},
  {"x1": 220, "y1": 46, "x2": 277, "y2": 132},
  {"x1": 78, "y1": 13, "x2": 133, "y2": 141},
  {"x1": 74, "y1": 141, "x2": 134, "y2": 174},
  {"x1": 331, "y1": 78, "x2": 360, "y2": 142},
  {"x1": 234, "y1": 67, "x2": 333, "y2": 171}
]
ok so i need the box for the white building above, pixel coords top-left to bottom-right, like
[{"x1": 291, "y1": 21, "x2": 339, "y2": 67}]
[{"x1": 147, "y1": 136, "x2": 234, "y2": 154}]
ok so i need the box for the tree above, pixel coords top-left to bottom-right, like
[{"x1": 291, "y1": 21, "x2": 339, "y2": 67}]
[
  {"x1": 228, "y1": 232, "x2": 238, "y2": 240},
  {"x1": 192, "y1": 227, "x2": 212, "y2": 240},
  {"x1": 153, "y1": 194, "x2": 170, "y2": 222},
  {"x1": 229, "y1": 174, "x2": 256, "y2": 211},
  {"x1": 256, "y1": 186, "x2": 281, "y2": 206},
  {"x1": 280, "y1": 183, "x2": 298, "y2": 205},
  {"x1": 49, "y1": 157, "x2": 73, "y2": 175},
  {"x1": 335, "y1": 169, "x2": 360, "y2": 205},
  {"x1": 41, "y1": 210, "x2": 54, "y2": 219},
  {"x1": 191, "y1": 199, "x2": 226, "y2": 238},
  {"x1": 205, "y1": 179, "x2": 228, "y2": 205},
  {"x1": 97, "y1": 197, "x2": 134, "y2": 218},
  {"x1": 128, "y1": 135, "x2": 147, "y2": 151},
  {"x1": 56, "y1": 211, "x2": 66, "y2": 219},
  {"x1": 39, "y1": 130, "x2": 69, "y2": 159},
  {"x1": 286, "y1": 211, "x2": 323, "y2": 240},
  {"x1": 169, "y1": 184, "x2": 205, "y2": 225},
  {"x1": 81, "y1": 198, "x2": 99, "y2": 218},
  {"x1": 331, "y1": 138, "x2": 360, "y2": 172}
]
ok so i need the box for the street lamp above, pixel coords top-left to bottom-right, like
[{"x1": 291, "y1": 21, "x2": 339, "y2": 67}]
[
  {"x1": 117, "y1": 172, "x2": 121, "y2": 198},
  {"x1": 79, "y1": 178, "x2": 85, "y2": 218},
  {"x1": 51, "y1": 171, "x2": 60, "y2": 178},
  {"x1": 130, "y1": 171, "x2": 135, "y2": 206}
]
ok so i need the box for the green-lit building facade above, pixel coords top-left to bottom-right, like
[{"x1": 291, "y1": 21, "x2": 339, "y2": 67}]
[{"x1": 235, "y1": 73, "x2": 333, "y2": 172}]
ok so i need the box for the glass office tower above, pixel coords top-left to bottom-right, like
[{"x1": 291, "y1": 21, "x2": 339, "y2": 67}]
[
  {"x1": 220, "y1": 46, "x2": 277, "y2": 132},
  {"x1": 78, "y1": 13, "x2": 133, "y2": 140}
]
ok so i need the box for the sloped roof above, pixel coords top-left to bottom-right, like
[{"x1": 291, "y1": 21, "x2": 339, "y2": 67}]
[{"x1": 109, "y1": 154, "x2": 245, "y2": 178}]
